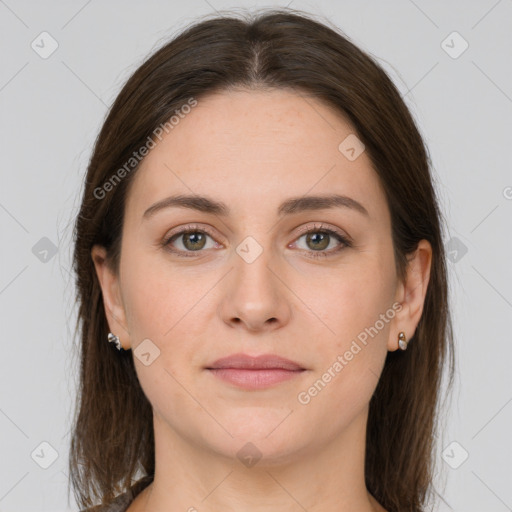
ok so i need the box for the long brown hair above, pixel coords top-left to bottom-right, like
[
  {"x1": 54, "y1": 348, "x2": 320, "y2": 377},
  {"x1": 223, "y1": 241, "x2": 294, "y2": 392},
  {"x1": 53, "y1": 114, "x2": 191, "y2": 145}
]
[{"x1": 68, "y1": 7, "x2": 455, "y2": 511}]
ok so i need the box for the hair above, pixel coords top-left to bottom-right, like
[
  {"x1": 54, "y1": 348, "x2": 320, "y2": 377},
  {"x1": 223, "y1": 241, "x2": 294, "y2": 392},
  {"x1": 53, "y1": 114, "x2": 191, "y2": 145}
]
[{"x1": 68, "y1": 7, "x2": 455, "y2": 512}]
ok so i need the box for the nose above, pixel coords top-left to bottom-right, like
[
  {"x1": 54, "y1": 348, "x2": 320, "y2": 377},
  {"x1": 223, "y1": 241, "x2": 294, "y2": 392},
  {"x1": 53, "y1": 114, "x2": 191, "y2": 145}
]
[{"x1": 218, "y1": 247, "x2": 292, "y2": 333}]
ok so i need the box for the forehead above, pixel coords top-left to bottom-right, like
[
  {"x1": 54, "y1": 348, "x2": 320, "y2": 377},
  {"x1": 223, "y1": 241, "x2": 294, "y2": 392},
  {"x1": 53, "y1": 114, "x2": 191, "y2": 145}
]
[{"x1": 125, "y1": 88, "x2": 388, "y2": 222}]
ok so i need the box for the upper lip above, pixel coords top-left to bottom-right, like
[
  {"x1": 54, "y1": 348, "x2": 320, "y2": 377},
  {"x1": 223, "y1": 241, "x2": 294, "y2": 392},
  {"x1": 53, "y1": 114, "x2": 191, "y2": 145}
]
[{"x1": 206, "y1": 353, "x2": 305, "y2": 371}]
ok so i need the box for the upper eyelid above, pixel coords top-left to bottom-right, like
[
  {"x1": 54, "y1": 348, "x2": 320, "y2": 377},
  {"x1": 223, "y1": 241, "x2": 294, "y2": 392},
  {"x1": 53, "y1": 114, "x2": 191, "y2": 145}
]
[
  {"x1": 165, "y1": 223, "x2": 218, "y2": 242},
  {"x1": 294, "y1": 222, "x2": 348, "y2": 238}
]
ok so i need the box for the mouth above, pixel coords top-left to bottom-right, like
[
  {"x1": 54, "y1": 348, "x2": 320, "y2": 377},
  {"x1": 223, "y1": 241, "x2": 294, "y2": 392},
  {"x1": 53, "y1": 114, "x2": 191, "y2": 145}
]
[
  {"x1": 206, "y1": 368, "x2": 306, "y2": 390},
  {"x1": 205, "y1": 353, "x2": 307, "y2": 390}
]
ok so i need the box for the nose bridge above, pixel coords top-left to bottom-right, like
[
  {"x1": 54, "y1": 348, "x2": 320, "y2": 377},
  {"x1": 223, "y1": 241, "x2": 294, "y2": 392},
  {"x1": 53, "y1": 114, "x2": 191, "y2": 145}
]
[
  {"x1": 233, "y1": 233, "x2": 277, "y2": 299},
  {"x1": 218, "y1": 230, "x2": 291, "y2": 331}
]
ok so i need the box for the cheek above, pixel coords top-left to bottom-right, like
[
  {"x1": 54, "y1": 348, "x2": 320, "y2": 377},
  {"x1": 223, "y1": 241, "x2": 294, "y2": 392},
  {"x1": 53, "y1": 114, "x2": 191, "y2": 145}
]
[
  {"x1": 297, "y1": 257, "x2": 394, "y2": 404},
  {"x1": 120, "y1": 249, "x2": 210, "y2": 423},
  {"x1": 304, "y1": 257, "x2": 395, "y2": 342},
  {"x1": 120, "y1": 246, "x2": 203, "y2": 340},
  {"x1": 120, "y1": 247, "x2": 217, "y2": 391},
  {"x1": 295, "y1": 289, "x2": 391, "y2": 432}
]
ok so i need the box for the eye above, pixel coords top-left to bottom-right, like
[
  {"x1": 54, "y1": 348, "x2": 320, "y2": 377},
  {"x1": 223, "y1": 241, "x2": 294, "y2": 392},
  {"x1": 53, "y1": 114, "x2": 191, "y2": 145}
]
[
  {"x1": 292, "y1": 223, "x2": 351, "y2": 259},
  {"x1": 162, "y1": 222, "x2": 351, "y2": 259},
  {"x1": 163, "y1": 224, "x2": 221, "y2": 257}
]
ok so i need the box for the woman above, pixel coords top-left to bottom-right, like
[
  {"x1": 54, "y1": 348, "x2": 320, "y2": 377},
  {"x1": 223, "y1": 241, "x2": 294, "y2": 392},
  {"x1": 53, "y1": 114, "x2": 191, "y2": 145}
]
[{"x1": 69, "y1": 7, "x2": 455, "y2": 512}]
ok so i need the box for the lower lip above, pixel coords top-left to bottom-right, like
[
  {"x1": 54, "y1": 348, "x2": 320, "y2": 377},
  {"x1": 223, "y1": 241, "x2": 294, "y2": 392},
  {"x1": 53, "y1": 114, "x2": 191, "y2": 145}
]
[{"x1": 207, "y1": 368, "x2": 305, "y2": 390}]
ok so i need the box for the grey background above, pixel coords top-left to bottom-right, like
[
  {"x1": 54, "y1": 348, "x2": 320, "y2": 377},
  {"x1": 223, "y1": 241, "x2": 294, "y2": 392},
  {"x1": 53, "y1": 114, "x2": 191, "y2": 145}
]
[{"x1": 1, "y1": 0, "x2": 511, "y2": 511}]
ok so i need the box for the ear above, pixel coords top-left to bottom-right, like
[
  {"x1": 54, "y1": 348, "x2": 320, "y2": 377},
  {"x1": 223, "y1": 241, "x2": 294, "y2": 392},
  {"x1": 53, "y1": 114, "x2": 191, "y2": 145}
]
[
  {"x1": 388, "y1": 239, "x2": 432, "y2": 351},
  {"x1": 91, "y1": 244, "x2": 130, "y2": 349}
]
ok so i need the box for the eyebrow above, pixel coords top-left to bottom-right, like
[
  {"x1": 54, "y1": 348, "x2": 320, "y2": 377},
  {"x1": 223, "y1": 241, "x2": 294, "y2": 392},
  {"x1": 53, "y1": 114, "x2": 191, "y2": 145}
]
[{"x1": 143, "y1": 193, "x2": 369, "y2": 219}]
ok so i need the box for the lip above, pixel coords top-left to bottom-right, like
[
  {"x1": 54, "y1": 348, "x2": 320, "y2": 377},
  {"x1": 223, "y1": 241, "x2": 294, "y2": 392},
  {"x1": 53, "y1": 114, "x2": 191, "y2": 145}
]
[
  {"x1": 205, "y1": 353, "x2": 306, "y2": 390},
  {"x1": 206, "y1": 353, "x2": 305, "y2": 371}
]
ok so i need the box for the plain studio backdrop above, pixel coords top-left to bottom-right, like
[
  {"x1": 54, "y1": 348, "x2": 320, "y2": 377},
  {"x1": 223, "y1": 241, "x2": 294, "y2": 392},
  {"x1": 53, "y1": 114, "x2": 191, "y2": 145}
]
[{"x1": 0, "y1": 0, "x2": 511, "y2": 511}]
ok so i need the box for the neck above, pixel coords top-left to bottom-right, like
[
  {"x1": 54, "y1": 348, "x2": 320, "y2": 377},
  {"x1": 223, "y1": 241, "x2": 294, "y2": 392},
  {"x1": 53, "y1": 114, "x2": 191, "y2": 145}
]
[{"x1": 133, "y1": 406, "x2": 385, "y2": 512}]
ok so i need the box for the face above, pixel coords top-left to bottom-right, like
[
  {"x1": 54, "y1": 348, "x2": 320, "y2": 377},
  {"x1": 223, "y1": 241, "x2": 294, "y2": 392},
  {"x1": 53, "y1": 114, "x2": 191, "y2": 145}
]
[{"x1": 94, "y1": 88, "x2": 418, "y2": 465}]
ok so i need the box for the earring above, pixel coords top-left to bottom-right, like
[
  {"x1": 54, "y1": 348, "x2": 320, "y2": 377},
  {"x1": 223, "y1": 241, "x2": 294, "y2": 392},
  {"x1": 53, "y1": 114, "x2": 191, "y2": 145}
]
[
  {"x1": 398, "y1": 331, "x2": 408, "y2": 351},
  {"x1": 108, "y1": 332, "x2": 122, "y2": 351}
]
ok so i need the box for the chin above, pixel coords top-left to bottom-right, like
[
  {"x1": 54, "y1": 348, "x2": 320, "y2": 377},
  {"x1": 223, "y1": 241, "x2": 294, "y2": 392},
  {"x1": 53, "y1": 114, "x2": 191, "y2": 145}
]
[{"x1": 197, "y1": 421, "x2": 308, "y2": 468}]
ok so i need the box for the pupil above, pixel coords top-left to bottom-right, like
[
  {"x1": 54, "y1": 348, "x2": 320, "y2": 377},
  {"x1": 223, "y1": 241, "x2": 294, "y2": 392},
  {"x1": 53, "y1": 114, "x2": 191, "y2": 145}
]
[
  {"x1": 308, "y1": 232, "x2": 328, "y2": 250},
  {"x1": 185, "y1": 232, "x2": 205, "y2": 250}
]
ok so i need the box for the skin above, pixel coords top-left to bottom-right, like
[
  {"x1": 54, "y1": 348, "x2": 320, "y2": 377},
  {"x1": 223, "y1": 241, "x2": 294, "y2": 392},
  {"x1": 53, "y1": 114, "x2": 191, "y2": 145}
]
[{"x1": 92, "y1": 88, "x2": 432, "y2": 512}]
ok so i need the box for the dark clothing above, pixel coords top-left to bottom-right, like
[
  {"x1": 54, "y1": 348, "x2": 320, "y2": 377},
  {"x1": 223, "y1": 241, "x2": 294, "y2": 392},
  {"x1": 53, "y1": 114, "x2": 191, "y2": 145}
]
[{"x1": 79, "y1": 477, "x2": 153, "y2": 512}]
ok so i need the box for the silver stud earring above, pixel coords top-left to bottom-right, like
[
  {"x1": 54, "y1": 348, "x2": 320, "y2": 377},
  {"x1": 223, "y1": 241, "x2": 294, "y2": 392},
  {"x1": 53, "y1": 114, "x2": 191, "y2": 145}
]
[
  {"x1": 398, "y1": 331, "x2": 408, "y2": 351},
  {"x1": 108, "y1": 332, "x2": 122, "y2": 350}
]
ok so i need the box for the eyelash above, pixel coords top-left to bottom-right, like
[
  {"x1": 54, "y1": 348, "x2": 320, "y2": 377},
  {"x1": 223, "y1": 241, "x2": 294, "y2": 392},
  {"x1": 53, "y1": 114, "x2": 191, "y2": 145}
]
[{"x1": 162, "y1": 222, "x2": 352, "y2": 259}]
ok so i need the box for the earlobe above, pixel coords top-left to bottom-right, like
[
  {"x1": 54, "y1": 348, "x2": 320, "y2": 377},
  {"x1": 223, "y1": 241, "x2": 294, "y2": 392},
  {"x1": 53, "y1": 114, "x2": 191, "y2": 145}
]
[
  {"x1": 389, "y1": 239, "x2": 432, "y2": 351},
  {"x1": 91, "y1": 244, "x2": 129, "y2": 347}
]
